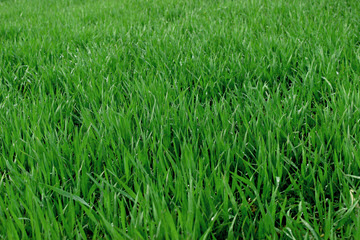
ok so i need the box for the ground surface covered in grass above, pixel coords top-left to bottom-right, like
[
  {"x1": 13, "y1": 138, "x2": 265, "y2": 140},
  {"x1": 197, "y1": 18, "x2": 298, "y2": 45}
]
[{"x1": 1, "y1": 0, "x2": 360, "y2": 239}]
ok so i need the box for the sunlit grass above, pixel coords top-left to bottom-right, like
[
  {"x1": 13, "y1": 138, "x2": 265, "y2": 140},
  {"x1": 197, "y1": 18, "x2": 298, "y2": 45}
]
[{"x1": 1, "y1": 0, "x2": 360, "y2": 239}]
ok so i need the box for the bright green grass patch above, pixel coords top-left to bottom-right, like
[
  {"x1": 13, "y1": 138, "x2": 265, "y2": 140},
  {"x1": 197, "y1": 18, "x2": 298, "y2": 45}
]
[{"x1": 1, "y1": 0, "x2": 360, "y2": 239}]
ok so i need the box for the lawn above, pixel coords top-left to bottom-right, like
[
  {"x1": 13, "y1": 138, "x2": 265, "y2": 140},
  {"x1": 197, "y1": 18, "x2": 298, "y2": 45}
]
[{"x1": 1, "y1": 0, "x2": 360, "y2": 239}]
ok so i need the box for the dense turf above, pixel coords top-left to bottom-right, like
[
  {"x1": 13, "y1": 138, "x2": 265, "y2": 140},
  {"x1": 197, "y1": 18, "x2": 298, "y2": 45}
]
[{"x1": 1, "y1": 0, "x2": 360, "y2": 239}]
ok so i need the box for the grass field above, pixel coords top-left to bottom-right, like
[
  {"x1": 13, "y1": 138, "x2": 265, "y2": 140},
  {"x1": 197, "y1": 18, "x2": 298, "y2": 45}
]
[{"x1": 1, "y1": 0, "x2": 360, "y2": 239}]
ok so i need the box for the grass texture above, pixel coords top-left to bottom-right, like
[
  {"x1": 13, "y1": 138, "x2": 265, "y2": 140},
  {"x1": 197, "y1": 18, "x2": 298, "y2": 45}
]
[{"x1": 1, "y1": 0, "x2": 360, "y2": 239}]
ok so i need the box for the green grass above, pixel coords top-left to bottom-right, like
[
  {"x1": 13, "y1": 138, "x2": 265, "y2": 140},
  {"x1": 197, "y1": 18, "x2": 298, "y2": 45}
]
[{"x1": 1, "y1": 0, "x2": 360, "y2": 238}]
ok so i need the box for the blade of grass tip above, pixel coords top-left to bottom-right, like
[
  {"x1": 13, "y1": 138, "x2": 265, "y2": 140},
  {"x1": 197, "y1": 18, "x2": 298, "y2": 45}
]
[
  {"x1": 87, "y1": 172, "x2": 135, "y2": 202},
  {"x1": 97, "y1": 210, "x2": 132, "y2": 240},
  {"x1": 6, "y1": 220, "x2": 20, "y2": 240},
  {"x1": 8, "y1": 207, "x2": 27, "y2": 238},
  {"x1": 77, "y1": 219, "x2": 88, "y2": 240},
  {"x1": 300, "y1": 218, "x2": 319, "y2": 240},
  {"x1": 283, "y1": 227, "x2": 297, "y2": 240},
  {"x1": 227, "y1": 213, "x2": 239, "y2": 239},
  {"x1": 44, "y1": 184, "x2": 91, "y2": 208},
  {"x1": 334, "y1": 199, "x2": 359, "y2": 229},
  {"x1": 105, "y1": 170, "x2": 138, "y2": 201},
  {"x1": 0, "y1": 172, "x2": 5, "y2": 188},
  {"x1": 81, "y1": 204, "x2": 99, "y2": 225},
  {"x1": 164, "y1": 210, "x2": 179, "y2": 240},
  {"x1": 231, "y1": 172, "x2": 266, "y2": 217},
  {"x1": 200, "y1": 210, "x2": 221, "y2": 240}
]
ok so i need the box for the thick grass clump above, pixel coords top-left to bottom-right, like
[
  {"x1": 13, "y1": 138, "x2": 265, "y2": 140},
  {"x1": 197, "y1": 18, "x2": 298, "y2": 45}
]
[{"x1": 1, "y1": 0, "x2": 360, "y2": 239}]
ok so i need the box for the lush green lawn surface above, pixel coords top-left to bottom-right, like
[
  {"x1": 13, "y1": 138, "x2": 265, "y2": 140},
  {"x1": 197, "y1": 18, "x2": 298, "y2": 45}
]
[{"x1": 1, "y1": 0, "x2": 360, "y2": 239}]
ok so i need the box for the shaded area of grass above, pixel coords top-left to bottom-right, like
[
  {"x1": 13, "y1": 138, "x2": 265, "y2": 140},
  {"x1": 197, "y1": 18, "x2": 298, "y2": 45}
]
[{"x1": 1, "y1": 0, "x2": 360, "y2": 239}]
